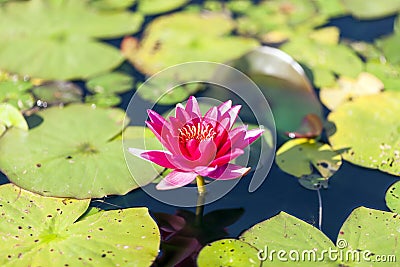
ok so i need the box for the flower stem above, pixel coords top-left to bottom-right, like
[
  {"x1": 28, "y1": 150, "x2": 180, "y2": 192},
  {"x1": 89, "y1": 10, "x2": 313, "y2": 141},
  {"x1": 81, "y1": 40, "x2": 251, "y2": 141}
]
[{"x1": 196, "y1": 175, "x2": 206, "y2": 195}]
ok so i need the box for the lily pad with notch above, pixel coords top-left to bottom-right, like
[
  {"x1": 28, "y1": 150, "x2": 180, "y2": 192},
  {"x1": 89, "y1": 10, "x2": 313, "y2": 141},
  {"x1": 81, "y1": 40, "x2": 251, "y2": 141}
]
[
  {"x1": 0, "y1": 104, "x2": 159, "y2": 198},
  {"x1": 0, "y1": 183, "x2": 160, "y2": 266},
  {"x1": 385, "y1": 180, "x2": 400, "y2": 212},
  {"x1": 276, "y1": 138, "x2": 342, "y2": 190}
]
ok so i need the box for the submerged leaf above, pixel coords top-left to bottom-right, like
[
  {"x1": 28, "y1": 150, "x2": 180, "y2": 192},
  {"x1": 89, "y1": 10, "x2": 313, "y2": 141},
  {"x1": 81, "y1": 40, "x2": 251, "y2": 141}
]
[
  {"x1": 285, "y1": 113, "x2": 323, "y2": 138},
  {"x1": 328, "y1": 92, "x2": 400, "y2": 176},
  {"x1": 32, "y1": 81, "x2": 83, "y2": 106},
  {"x1": 0, "y1": 0, "x2": 143, "y2": 80},
  {"x1": 0, "y1": 183, "x2": 160, "y2": 266},
  {"x1": 276, "y1": 138, "x2": 342, "y2": 190},
  {"x1": 0, "y1": 105, "x2": 160, "y2": 198}
]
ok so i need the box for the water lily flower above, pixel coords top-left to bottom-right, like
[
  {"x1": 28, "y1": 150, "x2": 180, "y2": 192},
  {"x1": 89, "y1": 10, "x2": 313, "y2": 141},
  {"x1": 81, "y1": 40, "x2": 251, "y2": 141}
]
[{"x1": 129, "y1": 96, "x2": 264, "y2": 191}]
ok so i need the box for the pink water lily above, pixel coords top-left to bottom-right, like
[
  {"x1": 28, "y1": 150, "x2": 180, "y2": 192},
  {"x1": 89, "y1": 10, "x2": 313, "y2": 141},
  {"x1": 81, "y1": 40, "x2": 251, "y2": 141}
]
[{"x1": 129, "y1": 96, "x2": 264, "y2": 190}]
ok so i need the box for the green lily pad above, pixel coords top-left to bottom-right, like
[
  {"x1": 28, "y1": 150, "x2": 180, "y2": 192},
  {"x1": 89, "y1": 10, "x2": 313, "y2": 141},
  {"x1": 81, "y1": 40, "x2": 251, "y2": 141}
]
[
  {"x1": 0, "y1": 80, "x2": 34, "y2": 110},
  {"x1": 281, "y1": 38, "x2": 363, "y2": 88},
  {"x1": 0, "y1": 183, "x2": 160, "y2": 266},
  {"x1": 32, "y1": 81, "x2": 83, "y2": 106},
  {"x1": 328, "y1": 91, "x2": 400, "y2": 176},
  {"x1": 0, "y1": 104, "x2": 158, "y2": 198},
  {"x1": 239, "y1": 211, "x2": 337, "y2": 266},
  {"x1": 86, "y1": 72, "x2": 134, "y2": 95},
  {"x1": 0, "y1": 0, "x2": 143, "y2": 80},
  {"x1": 313, "y1": 0, "x2": 347, "y2": 17},
  {"x1": 89, "y1": 0, "x2": 136, "y2": 10},
  {"x1": 366, "y1": 60, "x2": 400, "y2": 91},
  {"x1": 320, "y1": 72, "x2": 384, "y2": 110},
  {"x1": 276, "y1": 138, "x2": 342, "y2": 190},
  {"x1": 85, "y1": 93, "x2": 122, "y2": 107},
  {"x1": 122, "y1": 12, "x2": 258, "y2": 75},
  {"x1": 385, "y1": 181, "x2": 400, "y2": 212},
  {"x1": 337, "y1": 206, "x2": 400, "y2": 266},
  {"x1": 341, "y1": 0, "x2": 400, "y2": 19},
  {"x1": 197, "y1": 239, "x2": 260, "y2": 267},
  {"x1": 137, "y1": 0, "x2": 189, "y2": 15},
  {"x1": 0, "y1": 103, "x2": 28, "y2": 136},
  {"x1": 377, "y1": 33, "x2": 400, "y2": 65}
]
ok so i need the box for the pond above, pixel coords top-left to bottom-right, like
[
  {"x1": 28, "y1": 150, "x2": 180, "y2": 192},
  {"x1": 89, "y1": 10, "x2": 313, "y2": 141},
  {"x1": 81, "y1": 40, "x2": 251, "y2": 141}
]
[{"x1": 0, "y1": 0, "x2": 399, "y2": 266}]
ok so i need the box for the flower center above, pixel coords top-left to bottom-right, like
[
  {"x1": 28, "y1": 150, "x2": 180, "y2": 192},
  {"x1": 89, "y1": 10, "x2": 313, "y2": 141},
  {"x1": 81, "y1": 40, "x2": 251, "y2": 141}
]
[{"x1": 178, "y1": 122, "x2": 216, "y2": 143}]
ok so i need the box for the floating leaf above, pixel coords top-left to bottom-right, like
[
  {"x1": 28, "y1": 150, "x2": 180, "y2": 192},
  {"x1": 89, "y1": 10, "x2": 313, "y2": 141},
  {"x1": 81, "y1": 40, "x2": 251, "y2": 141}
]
[
  {"x1": 313, "y1": 0, "x2": 347, "y2": 17},
  {"x1": 0, "y1": 104, "x2": 159, "y2": 198},
  {"x1": 320, "y1": 72, "x2": 384, "y2": 110},
  {"x1": 0, "y1": 103, "x2": 28, "y2": 136},
  {"x1": 89, "y1": 0, "x2": 136, "y2": 10},
  {"x1": 0, "y1": 0, "x2": 143, "y2": 80},
  {"x1": 281, "y1": 38, "x2": 363, "y2": 88},
  {"x1": 137, "y1": 0, "x2": 189, "y2": 15},
  {"x1": 337, "y1": 206, "x2": 400, "y2": 265},
  {"x1": 85, "y1": 93, "x2": 121, "y2": 107},
  {"x1": 377, "y1": 33, "x2": 400, "y2": 65},
  {"x1": 197, "y1": 239, "x2": 260, "y2": 267},
  {"x1": 341, "y1": 0, "x2": 400, "y2": 19},
  {"x1": 366, "y1": 61, "x2": 400, "y2": 91},
  {"x1": 86, "y1": 72, "x2": 134, "y2": 95},
  {"x1": 386, "y1": 181, "x2": 400, "y2": 212},
  {"x1": 328, "y1": 92, "x2": 400, "y2": 176},
  {"x1": 239, "y1": 211, "x2": 337, "y2": 266},
  {"x1": 276, "y1": 138, "x2": 342, "y2": 190},
  {"x1": 121, "y1": 12, "x2": 258, "y2": 75},
  {"x1": 0, "y1": 80, "x2": 34, "y2": 110},
  {"x1": 0, "y1": 183, "x2": 160, "y2": 266},
  {"x1": 32, "y1": 81, "x2": 83, "y2": 106}
]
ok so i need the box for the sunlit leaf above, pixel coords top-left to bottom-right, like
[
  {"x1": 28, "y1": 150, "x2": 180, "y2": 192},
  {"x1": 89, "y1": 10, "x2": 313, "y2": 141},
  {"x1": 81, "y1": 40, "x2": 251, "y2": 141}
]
[
  {"x1": 328, "y1": 92, "x2": 400, "y2": 176},
  {"x1": 320, "y1": 72, "x2": 384, "y2": 110},
  {"x1": 85, "y1": 93, "x2": 121, "y2": 107},
  {"x1": 122, "y1": 12, "x2": 258, "y2": 75},
  {"x1": 385, "y1": 180, "x2": 400, "y2": 212},
  {"x1": 0, "y1": 103, "x2": 28, "y2": 136},
  {"x1": 281, "y1": 38, "x2": 363, "y2": 88},
  {"x1": 0, "y1": 80, "x2": 34, "y2": 110},
  {"x1": 89, "y1": 0, "x2": 136, "y2": 10},
  {"x1": 0, "y1": 105, "x2": 160, "y2": 198},
  {"x1": 0, "y1": 0, "x2": 143, "y2": 80},
  {"x1": 276, "y1": 138, "x2": 342, "y2": 190},
  {"x1": 0, "y1": 183, "x2": 160, "y2": 266},
  {"x1": 337, "y1": 206, "x2": 400, "y2": 265},
  {"x1": 197, "y1": 239, "x2": 260, "y2": 267},
  {"x1": 341, "y1": 0, "x2": 400, "y2": 19},
  {"x1": 377, "y1": 33, "x2": 400, "y2": 65},
  {"x1": 137, "y1": 0, "x2": 189, "y2": 15},
  {"x1": 366, "y1": 61, "x2": 400, "y2": 91},
  {"x1": 86, "y1": 72, "x2": 134, "y2": 94}
]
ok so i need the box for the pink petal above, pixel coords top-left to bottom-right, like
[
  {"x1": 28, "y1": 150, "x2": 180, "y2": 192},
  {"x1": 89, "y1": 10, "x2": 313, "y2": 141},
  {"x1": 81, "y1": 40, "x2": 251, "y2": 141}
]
[
  {"x1": 211, "y1": 148, "x2": 244, "y2": 166},
  {"x1": 171, "y1": 139, "x2": 217, "y2": 171},
  {"x1": 140, "y1": 150, "x2": 176, "y2": 169},
  {"x1": 147, "y1": 109, "x2": 168, "y2": 134},
  {"x1": 245, "y1": 128, "x2": 265, "y2": 145},
  {"x1": 217, "y1": 100, "x2": 232, "y2": 114},
  {"x1": 194, "y1": 165, "x2": 218, "y2": 176},
  {"x1": 175, "y1": 105, "x2": 191, "y2": 124},
  {"x1": 185, "y1": 96, "x2": 201, "y2": 117},
  {"x1": 156, "y1": 170, "x2": 198, "y2": 190},
  {"x1": 204, "y1": 106, "x2": 218, "y2": 127},
  {"x1": 207, "y1": 163, "x2": 251, "y2": 180}
]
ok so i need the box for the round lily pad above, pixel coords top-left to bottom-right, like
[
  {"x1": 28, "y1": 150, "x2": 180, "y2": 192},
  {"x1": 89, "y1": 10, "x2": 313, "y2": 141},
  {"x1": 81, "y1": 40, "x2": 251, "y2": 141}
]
[
  {"x1": 0, "y1": 103, "x2": 28, "y2": 136},
  {"x1": 337, "y1": 206, "x2": 400, "y2": 265},
  {"x1": 122, "y1": 12, "x2": 258, "y2": 75},
  {"x1": 0, "y1": 0, "x2": 143, "y2": 80},
  {"x1": 0, "y1": 104, "x2": 158, "y2": 198},
  {"x1": 85, "y1": 93, "x2": 122, "y2": 107},
  {"x1": 385, "y1": 180, "x2": 400, "y2": 212},
  {"x1": 341, "y1": 0, "x2": 400, "y2": 19},
  {"x1": 239, "y1": 211, "x2": 337, "y2": 266},
  {"x1": 197, "y1": 239, "x2": 260, "y2": 267},
  {"x1": 137, "y1": 0, "x2": 189, "y2": 15},
  {"x1": 276, "y1": 138, "x2": 342, "y2": 189},
  {"x1": 0, "y1": 183, "x2": 160, "y2": 266},
  {"x1": 328, "y1": 92, "x2": 400, "y2": 176},
  {"x1": 86, "y1": 72, "x2": 134, "y2": 95}
]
